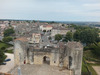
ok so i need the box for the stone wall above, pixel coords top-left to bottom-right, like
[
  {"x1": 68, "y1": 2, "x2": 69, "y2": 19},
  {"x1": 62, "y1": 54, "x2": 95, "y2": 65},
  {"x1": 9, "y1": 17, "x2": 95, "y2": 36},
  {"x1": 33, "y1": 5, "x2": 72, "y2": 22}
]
[
  {"x1": 14, "y1": 41, "x2": 60, "y2": 66},
  {"x1": 50, "y1": 52, "x2": 59, "y2": 66},
  {"x1": 33, "y1": 51, "x2": 59, "y2": 66},
  {"x1": 14, "y1": 40, "x2": 28, "y2": 65},
  {"x1": 14, "y1": 40, "x2": 83, "y2": 75},
  {"x1": 66, "y1": 42, "x2": 83, "y2": 75}
]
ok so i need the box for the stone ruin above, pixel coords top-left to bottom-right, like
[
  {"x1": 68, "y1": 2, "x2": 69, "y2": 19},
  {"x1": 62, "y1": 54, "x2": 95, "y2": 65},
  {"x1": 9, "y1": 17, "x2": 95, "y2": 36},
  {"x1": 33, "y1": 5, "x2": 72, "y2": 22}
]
[{"x1": 14, "y1": 39, "x2": 83, "y2": 75}]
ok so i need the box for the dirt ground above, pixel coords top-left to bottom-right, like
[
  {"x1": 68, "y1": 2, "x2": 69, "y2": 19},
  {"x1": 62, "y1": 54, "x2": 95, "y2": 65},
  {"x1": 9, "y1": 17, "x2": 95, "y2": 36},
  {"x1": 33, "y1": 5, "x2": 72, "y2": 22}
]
[
  {"x1": 0, "y1": 53, "x2": 14, "y2": 73},
  {"x1": 92, "y1": 66, "x2": 100, "y2": 75},
  {"x1": 10, "y1": 64, "x2": 71, "y2": 75}
]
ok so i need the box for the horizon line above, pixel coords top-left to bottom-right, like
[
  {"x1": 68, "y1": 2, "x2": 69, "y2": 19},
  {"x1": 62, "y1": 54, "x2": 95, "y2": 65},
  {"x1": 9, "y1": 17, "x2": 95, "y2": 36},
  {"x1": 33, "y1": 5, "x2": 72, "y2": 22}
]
[{"x1": 0, "y1": 18, "x2": 100, "y2": 23}]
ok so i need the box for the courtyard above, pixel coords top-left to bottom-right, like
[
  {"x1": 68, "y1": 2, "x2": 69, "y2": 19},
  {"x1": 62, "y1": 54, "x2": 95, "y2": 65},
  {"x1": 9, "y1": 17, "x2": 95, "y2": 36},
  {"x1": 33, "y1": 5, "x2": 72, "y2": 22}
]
[
  {"x1": 0, "y1": 53, "x2": 14, "y2": 73},
  {"x1": 92, "y1": 66, "x2": 100, "y2": 75},
  {"x1": 11, "y1": 64, "x2": 71, "y2": 75}
]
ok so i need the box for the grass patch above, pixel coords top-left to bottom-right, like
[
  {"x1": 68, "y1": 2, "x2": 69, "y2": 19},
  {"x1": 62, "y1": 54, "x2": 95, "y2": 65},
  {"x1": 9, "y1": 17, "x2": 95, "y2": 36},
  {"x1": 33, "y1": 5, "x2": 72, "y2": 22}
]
[
  {"x1": 84, "y1": 50, "x2": 97, "y2": 58},
  {"x1": 0, "y1": 41, "x2": 12, "y2": 49},
  {"x1": 83, "y1": 57, "x2": 99, "y2": 75},
  {"x1": 89, "y1": 63, "x2": 100, "y2": 66},
  {"x1": 5, "y1": 49, "x2": 13, "y2": 53},
  {"x1": 84, "y1": 50, "x2": 100, "y2": 62},
  {"x1": 84, "y1": 50, "x2": 100, "y2": 64},
  {"x1": 0, "y1": 41, "x2": 13, "y2": 53},
  {"x1": 82, "y1": 57, "x2": 90, "y2": 75},
  {"x1": 87, "y1": 63, "x2": 97, "y2": 75},
  {"x1": 82, "y1": 61, "x2": 88, "y2": 73}
]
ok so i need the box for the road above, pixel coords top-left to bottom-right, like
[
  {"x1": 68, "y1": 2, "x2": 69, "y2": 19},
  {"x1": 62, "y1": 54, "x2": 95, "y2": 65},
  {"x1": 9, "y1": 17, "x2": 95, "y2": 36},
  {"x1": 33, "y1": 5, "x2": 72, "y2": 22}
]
[
  {"x1": 40, "y1": 32, "x2": 51, "y2": 47},
  {"x1": 0, "y1": 53, "x2": 14, "y2": 73}
]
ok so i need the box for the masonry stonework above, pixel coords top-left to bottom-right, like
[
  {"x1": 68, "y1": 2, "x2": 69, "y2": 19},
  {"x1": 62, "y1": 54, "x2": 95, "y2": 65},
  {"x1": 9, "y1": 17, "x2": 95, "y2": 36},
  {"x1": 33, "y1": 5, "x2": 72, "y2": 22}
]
[{"x1": 14, "y1": 40, "x2": 83, "y2": 75}]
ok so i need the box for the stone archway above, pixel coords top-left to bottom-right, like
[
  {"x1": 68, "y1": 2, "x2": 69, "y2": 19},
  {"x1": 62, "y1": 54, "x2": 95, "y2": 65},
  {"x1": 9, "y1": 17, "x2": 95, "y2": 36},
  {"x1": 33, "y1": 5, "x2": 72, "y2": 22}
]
[
  {"x1": 43, "y1": 56, "x2": 50, "y2": 65},
  {"x1": 69, "y1": 56, "x2": 72, "y2": 69}
]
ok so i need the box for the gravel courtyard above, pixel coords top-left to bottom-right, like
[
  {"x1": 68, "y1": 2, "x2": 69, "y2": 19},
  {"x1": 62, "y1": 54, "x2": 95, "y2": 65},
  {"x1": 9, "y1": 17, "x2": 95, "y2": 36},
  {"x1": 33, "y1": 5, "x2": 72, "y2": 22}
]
[
  {"x1": 92, "y1": 66, "x2": 100, "y2": 75},
  {"x1": 11, "y1": 64, "x2": 71, "y2": 75},
  {"x1": 0, "y1": 53, "x2": 14, "y2": 73}
]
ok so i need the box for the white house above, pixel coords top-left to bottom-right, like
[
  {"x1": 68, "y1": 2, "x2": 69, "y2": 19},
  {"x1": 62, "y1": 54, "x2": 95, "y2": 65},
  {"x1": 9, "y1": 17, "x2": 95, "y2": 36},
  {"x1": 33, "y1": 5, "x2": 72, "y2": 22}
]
[{"x1": 40, "y1": 25, "x2": 53, "y2": 31}]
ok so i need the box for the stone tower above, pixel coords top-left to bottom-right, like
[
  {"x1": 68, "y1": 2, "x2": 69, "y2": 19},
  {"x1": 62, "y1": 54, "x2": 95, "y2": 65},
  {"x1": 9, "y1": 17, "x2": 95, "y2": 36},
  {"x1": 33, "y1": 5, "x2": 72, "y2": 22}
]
[
  {"x1": 66, "y1": 41, "x2": 83, "y2": 75},
  {"x1": 14, "y1": 37, "x2": 28, "y2": 65}
]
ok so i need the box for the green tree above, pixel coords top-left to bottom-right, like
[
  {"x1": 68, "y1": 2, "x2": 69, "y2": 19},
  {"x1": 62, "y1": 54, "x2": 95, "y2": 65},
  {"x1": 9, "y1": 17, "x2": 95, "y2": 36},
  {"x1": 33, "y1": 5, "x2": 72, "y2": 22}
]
[
  {"x1": 43, "y1": 30, "x2": 46, "y2": 33},
  {"x1": 62, "y1": 24, "x2": 64, "y2": 26},
  {"x1": 73, "y1": 30, "x2": 80, "y2": 41},
  {"x1": 1, "y1": 47, "x2": 6, "y2": 50},
  {"x1": 48, "y1": 36, "x2": 52, "y2": 40},
  {"x1": 64, "y1": 32, "x2": 73, "y2": 42},
  {"x1": 90, "y1": 42, "x2": 100, "y2": 57},
  {"x1": 80, "y1": 29, "x2": 98, "y2": 44},
  {"x1": 0, "y1": 48, "x2": 7, "y2": 64},
  {"x1": 33, "y1": 20, "x2": 36, "y2": 23},
  {"x1": 4, "y1": 28, "x2": 15, "y2": 37},
  {"x1": 3, "y1": 36, "x2": 13, "y2": 42},
  {"x1": 55, "y1": 34, "x2": 62, "y2": 41}
]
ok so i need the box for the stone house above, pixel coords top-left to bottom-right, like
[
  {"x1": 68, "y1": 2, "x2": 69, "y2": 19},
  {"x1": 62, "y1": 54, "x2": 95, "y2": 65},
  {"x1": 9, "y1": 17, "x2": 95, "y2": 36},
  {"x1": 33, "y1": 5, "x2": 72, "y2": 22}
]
[
  {"x1": 51, "y1": 27, "x2": 76, "y2": 37},
  {"x1": 40, "y1": 25, "x2": 53, "y2": 31},
  {"x1": 28, "y1": 33, "x2": 41, "y2": 44}
]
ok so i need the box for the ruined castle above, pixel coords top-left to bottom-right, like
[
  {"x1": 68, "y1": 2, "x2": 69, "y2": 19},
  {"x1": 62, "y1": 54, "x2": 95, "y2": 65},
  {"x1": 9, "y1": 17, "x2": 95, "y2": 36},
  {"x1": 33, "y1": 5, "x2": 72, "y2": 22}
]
[{"x1": 14, "y1": 37, "x2": 83, "y2": 75}]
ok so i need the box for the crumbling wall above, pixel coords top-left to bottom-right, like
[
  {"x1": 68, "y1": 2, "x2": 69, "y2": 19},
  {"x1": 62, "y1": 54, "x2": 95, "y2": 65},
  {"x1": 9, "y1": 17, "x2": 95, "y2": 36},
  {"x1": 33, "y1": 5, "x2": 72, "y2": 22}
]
[
  {"x1": 33, "y1": 52, "x2": 51, "y2": 65},
  {"x1": 66, "y1": 42, "x2": 83, "y2": 75},
  {"x1": 50, "y1": 50, "x2": 59, "y2": 66},
  {"x1": 33, "y1": 50, "x2": 59, "y2": 66},
  {"x1": 14, "y1": 40, "x2": 28, "y2": 65}
]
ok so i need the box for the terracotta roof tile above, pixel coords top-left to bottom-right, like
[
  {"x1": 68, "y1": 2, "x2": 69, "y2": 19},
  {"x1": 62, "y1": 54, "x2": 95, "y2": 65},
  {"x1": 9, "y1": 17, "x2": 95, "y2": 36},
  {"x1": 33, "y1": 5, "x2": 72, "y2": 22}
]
[{"x1": 15, "y1": 37, "x2": 28, "y2": 42}]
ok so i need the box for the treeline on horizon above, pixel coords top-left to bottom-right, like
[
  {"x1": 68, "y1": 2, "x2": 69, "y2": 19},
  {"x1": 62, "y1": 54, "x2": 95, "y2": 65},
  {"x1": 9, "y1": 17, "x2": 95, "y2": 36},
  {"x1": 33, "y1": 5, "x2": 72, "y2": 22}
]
[
  {"x1": 55, "y1": 24, "x2": 100, "y2": 57},
  {"x1": 0, "y1": 19, "x2": 100, "y2": 26}
]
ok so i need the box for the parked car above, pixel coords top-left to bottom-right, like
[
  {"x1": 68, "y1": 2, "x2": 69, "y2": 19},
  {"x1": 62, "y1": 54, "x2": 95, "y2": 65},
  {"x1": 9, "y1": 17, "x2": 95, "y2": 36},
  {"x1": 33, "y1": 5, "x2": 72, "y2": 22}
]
[
  {"x1": 0, "y1": 63, "x2": 6, "y2": 65},
  {"x1": 4, "y1": 59, "x2": 11, "y2": 62}
]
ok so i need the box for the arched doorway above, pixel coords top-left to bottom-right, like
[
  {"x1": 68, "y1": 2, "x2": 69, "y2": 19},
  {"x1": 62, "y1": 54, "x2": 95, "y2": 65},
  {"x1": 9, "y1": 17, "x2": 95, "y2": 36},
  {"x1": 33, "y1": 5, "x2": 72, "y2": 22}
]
[
  {"x1": 69, "y1": 56, "x2": 72, "y2": 69},
  {"x1": 43, "y1": 56, "x2": 50, "y2": 65}
]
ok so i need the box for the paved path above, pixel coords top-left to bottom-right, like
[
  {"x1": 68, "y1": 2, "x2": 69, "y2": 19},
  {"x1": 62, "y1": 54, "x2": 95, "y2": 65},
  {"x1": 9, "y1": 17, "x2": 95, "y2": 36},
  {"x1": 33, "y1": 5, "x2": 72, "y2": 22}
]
[
  {"x1": 11, "y1": 64, "x2": 70, "y2": 75},
  {"x1": 0, "y1": 53, "x2": 14, "y2": 73},
  {"x1": 41, "y1": 33, "x2": 51, "y2": 46},
  {"x1": 92, "y1": 66, "x2": 100, "y2": 75}
]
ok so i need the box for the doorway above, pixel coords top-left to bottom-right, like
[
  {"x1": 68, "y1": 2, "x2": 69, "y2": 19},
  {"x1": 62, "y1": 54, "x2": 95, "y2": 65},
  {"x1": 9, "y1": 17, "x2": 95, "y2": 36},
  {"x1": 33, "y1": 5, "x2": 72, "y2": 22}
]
[
  {"x1": 43, "y1": 56, "x2": 50, "y2": 65},
  {"x1": 69, "y1": 56, "x2": 72, "y2": 69}
]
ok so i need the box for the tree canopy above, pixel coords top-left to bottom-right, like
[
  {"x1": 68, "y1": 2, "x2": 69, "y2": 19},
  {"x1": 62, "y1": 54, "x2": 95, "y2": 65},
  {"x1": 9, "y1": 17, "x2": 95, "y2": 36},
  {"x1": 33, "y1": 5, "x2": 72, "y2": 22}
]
[
  {"x1": 0, "y1": 48, "x2": 7, "y2": 64},
  {"x1": 86, "y1": 42, "x2": 100, "y2": 57},
  {"x1": 3, "y1": 36, "x2": 13, "y2": 42},
  {"x1": 63, "y1": 32, "x2": 73, "y2": 42},
  {"x1": 4, "y1": 28, "x2": 15, "y2": 37},
  {"x1": 72, "y1": 25, "x2": 99, "y2": 44},
  {"x1": 43, "y1": 30, "x2": 46, "y2": 33},
  {"x1": 73, "y1": 30, "x2": 80, "y2": 41},
  {"x1": 55, "y1": 34, "x2": 62, "y2": 41},
  {"x1": 80, "y1": 29, "x2": 98, "y2": 44}
]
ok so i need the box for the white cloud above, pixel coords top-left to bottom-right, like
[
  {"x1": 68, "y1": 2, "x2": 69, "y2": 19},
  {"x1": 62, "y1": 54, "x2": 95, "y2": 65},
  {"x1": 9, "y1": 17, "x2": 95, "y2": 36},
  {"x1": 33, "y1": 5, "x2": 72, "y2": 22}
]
[
  {"x1": 83, "y1": 3, "x2": 100, "y2": 7},
  {"x1": 0, "y1": 0, "x2": 100, "y2": 21},
  {"x1": 83, "y1": 3, "x2": 100, "y2": 9}
]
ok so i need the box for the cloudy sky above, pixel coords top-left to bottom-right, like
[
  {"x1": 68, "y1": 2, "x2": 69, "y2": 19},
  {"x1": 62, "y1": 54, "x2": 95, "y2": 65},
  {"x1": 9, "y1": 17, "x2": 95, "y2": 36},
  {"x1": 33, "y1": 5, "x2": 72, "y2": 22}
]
[{"x1": 0, "y1": 0, "x2": 100, "y2": 22}]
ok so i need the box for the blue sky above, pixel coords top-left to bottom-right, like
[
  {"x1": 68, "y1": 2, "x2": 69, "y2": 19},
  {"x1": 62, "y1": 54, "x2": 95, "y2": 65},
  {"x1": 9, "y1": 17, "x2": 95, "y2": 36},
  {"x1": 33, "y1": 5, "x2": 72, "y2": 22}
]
[{"x1": 0, "y1": 0, "x2": 100, "y2": 22}]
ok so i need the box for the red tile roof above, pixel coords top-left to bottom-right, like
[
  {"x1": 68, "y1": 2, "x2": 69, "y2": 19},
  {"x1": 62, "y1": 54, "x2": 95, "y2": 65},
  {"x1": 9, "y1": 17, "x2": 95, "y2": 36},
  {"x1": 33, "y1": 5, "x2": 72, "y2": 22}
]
[{"x1": 15, "y1": 37, "x2": 28, "y2": 42}]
